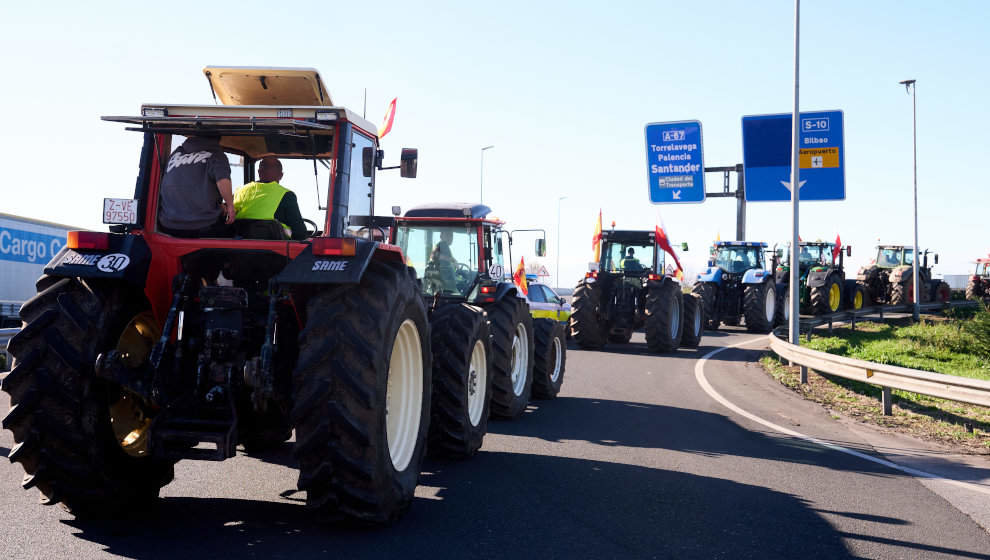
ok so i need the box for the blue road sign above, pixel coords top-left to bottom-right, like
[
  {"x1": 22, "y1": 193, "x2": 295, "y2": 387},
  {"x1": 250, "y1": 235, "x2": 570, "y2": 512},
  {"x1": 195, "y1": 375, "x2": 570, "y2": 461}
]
[
  {"x1": 742, "y1": 110, "x2": 845, "y2": 202},
  {"x1": 645, "y1": 120, "x2": 705, "y2": 204}
]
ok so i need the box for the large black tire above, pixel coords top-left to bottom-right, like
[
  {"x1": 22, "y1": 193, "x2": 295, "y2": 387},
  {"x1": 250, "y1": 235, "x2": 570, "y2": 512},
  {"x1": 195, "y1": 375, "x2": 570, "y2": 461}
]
[
  {"x1": 931, "y1": 281, "x2": 951, "y2": 304},
  {"x1": 845, "y1": 280, "x2": 867, "y2": 310},
  {"x1": 966, "y1": 280, "x2": 984, "y2": 301},
  {"x1": 291, "y1": 260, "x2": 432, "y2": 524},
  {"x1": 533, "y1": 319, "x2": 566, "y2": 399},
  {"x1": 691, "y1": 282, "x2": 719, "y2": 330},
  {"x1": 427, "y1": 303, "x2": 492, "y2": 458},
  {"x1": 645, "y1": 280, "x2": 684, "y2": 353},
  {"x1": 743, "y1": 281, "x2": 776, "y2": 334},
  {"x1": 680, "y1": 293, "x2": 703, "y2": 348},
  {"x1": 810, "y1": 274, "x2": 842, "y2": 315},
  {"x1": 2, "y1": 277, "x2": 174, "y2": 516},
  {"x1": 773, "y1": 283, "x2": 789, "y2": 327},
  {"x1": 488, "y1": 295, "x2": 535, "y2": 419},
  {"x1": 569, "y1": 281, "x2": 606, "y2": 349},
  {"x1": 890, "y1": 280, "x2": 909, "y2": 306}
]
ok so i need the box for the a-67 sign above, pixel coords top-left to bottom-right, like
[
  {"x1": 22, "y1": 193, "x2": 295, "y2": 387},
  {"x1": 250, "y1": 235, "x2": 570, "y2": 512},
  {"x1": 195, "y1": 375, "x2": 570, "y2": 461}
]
[{"x1": 103, "y1": 198, "x2": 139, "y2": 225}]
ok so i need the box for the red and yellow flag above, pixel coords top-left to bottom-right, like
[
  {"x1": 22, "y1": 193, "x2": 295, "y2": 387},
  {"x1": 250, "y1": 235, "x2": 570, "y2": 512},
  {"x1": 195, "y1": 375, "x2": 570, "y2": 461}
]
[
  {"x1": 592, "y1": 210, "x2": 603, "y2": 262},
  {"x1": 655, "y1": 224, "x2": 684, "y2": 280},
  {"x1": 513, "y1": 257, "x2": 528, "y2": 296},
  {"x1": 832, "y1": 234, "x2": 842, "y2": 261},
  {"x1": 378, "y1": 97, "x2": 397, "y2": 138}
]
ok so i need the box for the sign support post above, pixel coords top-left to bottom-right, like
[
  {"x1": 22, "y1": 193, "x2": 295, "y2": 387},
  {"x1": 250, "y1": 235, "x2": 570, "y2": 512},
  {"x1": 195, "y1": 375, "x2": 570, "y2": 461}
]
[{"x1": 789, "y1": 0, "x2": 803, "y2": 376}]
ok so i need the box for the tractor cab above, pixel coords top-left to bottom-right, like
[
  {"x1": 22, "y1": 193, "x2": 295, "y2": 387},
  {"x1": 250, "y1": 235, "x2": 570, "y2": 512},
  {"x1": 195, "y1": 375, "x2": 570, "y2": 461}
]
[
  {"x1": 873, "y1": 245, "x2": 938, "y2": 270},
  {"x1": 705, "y1": 241, "x2": 768, "y2": 278},
  {"x1": 975, "y1": 258, "x2": 990, "y2": 278},
  {"x1": 390, "y1": 203, "x2": 545, "y2": 305},
  {"x1": 597, "y1": 230, "x2": 660, "y2": 278}
]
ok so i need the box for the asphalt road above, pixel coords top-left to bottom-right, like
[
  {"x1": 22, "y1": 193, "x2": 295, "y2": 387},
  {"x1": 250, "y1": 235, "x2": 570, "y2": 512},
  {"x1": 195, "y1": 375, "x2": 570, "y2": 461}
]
[{"x1": 2, "y1": 329, "x2": 989, "y2": 559}]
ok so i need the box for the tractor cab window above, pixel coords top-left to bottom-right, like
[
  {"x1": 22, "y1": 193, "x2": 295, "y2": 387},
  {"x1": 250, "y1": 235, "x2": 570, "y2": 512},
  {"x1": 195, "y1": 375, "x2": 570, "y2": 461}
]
[
  {"x1": 878, "y1": 248, "x2": 902, "y2": 268},
  {"x1": 394, "y1": 224, "x2": 480, "y2": 297},
  {"x1": 978, "y1": 263, "x2": 989, "y2": 276},
  {"x1": 715, "y1": 246, "x2": 762, "y2": 274},
  {"x1": 485, "y1": 226, "x2": 508, "y2": 279},
  {"x1": 797, "y1": 245, "x2": 826, "y2": 266},
  {"x1": 604, "y1": 242, "x2": 655, "y2": 274},
  {"x1": 345, "y1": 131, "x2": 375, "y2": 234},
  {"x1": 903, "y1": 249, "x2": 914, "y2": 266}
]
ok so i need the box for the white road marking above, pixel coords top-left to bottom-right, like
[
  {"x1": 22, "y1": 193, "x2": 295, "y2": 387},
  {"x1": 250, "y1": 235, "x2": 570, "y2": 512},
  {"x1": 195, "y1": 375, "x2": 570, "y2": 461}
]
[{"x1": 694, "y1": 336, "x2": 990, "y2": 497}]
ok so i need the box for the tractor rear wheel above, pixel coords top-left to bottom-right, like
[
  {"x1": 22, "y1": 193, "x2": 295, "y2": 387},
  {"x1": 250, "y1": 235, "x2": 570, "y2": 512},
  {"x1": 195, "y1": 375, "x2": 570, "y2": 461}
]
[
  {"x1": 427, "y1": 303, "x2": 492, "y2": 458},
  {"x1": 743, "y1": 281, "x2": 776, "y2": 333},
  {"x1": 890, "y1": 281, "x2": 910, "y2": 306},
  {"x1": 680, "y1": 293, "x2": 703, "y2": 348},
  {"x1": 811, "y1": 274, "x2": 842, "y2": 315},
  {"x1": 932, "y1": 281, "x2": 951, "y2": 303},
  {"x1": 570, "y1": 281, "x2": 606, "y2": 349},
  {"x1": 691, "y1": 282, "x2": 719, "y2": 330},
  {"x1": 488, "y1": 295, "x2": 535, "y2": 419},
  {"x1": 292, "y1": 260, "x2": 431, "y2": 524},
  {"x1": 645, "y1": 280, "x2": 683, "y2": 353},
  {"x1": 2, "y1": 277, "x2": 174, "y2": 517},
  {"x1": 967, "y1": 280, "x2": 983, "y2": 301},
  {"x1": 532, "y1": 319, "x2": 566, "y2": 399}
]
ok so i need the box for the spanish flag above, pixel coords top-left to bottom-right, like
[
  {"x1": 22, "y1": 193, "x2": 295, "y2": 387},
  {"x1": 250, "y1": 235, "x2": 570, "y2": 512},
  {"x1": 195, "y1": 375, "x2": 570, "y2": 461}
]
[
  {"x1": 378, "y1": 98, "x2": 397, "y2": 138},
  {"x1": 513, "y1": 257, "x2": 529, "y2": 296},
  {"x1": 655, "y1": 224, "x2": 684, "y2": 281},
  {"x1": 592, "y1": 210, "x2": 603, "y2": 262}
]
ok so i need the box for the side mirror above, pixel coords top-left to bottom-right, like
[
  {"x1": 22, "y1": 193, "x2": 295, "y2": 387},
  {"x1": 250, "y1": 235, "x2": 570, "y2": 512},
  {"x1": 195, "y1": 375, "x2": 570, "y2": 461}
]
[
  {"x1": 400, "y1": 148, "x2": 418, "y2": 178},
  {"x1": 934, "y1": 254, "x2": 939, "y2": 265},
  {"x1": 536, "y1": 239, "x2": 546, "y2": 257},
  {"x1": 362, "y1": 147, "x2": 374, "y2": 178},
  {"x1": 846, "y1": 245, "x2": 852, "y2": 257},
  {"x1": 707, "y1": 260, "x2": 715, "y2": 268},
  {"x1": 681, "y1": 242, "x2": 689, "y2": 251},
  {"x1": 496, "y1": 237, "x2": 503, "y2": 254},
  {"x1": 391, "y1": 205, "x2": 401, "y2": 217}
]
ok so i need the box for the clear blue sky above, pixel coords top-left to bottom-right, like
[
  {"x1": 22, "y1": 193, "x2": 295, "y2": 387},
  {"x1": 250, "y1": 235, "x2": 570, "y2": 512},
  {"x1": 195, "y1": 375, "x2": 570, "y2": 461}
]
[{"x1": 3, "y1": 0, "x2": 987, "y2": 287}]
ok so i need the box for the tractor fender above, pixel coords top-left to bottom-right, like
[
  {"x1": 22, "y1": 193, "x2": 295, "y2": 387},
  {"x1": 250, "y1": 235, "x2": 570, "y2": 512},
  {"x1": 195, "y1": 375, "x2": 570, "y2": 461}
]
[
  {"x1": 494, "y1": 281, "x2": 522, "y2": 302},
  {"x1": 44, "y1": 234, "x2": 151, "y2": 287},
  {"x1": 806, "y1": 268, "x2": 829, "y2": 289},
  {"x1": 856, "y1": 265, "x2": 877, "y2": 282},
  {"x1": 696, "y1": 267, "x2": 722, "y2": 284},
  {"x1": 741, "y1": 269, "x2": 771, "y2": 284},
  {"x1": 276, "y1": 237, "x2": 380, "y2": 284},
  {"x1": 888, "y1": 266, "x2": 912, "y2": 283}
]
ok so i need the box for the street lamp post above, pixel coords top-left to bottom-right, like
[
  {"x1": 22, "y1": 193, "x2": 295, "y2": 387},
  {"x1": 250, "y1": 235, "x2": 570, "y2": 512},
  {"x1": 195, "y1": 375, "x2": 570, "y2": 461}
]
[
  {"x1": 480, "y1": 145, "x2": 494, "y2": 204},
  {"x1": 556, "y1": 196, "x2": 568, "y2": 289},
  {"x1": 899, "y1": 79, "x2": 919, "y2": 321}
]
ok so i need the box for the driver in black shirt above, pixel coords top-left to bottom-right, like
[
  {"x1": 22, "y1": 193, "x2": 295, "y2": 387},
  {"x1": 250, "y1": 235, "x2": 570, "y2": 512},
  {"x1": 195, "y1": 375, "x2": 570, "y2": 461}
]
[{"x1": 430, "y1": 230, "x2": 458, "y2": 292}]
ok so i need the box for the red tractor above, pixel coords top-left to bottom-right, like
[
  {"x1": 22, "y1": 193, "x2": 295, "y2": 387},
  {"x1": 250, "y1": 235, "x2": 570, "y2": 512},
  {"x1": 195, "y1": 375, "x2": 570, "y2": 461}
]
[
  {"x1": 2, "y1": 67, "x2": 431, "y2": 524},
  {"x1": 967, "y1": 256, "x2": 990, "y2": 302}
]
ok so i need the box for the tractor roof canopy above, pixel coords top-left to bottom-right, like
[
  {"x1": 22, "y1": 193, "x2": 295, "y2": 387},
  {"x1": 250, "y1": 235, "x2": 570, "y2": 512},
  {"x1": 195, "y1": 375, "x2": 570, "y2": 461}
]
[
  {"x1": 715, "y1": 241, "x2": 768, "y2": 248},
  {"x1": 203, "y1": 66, "x2": 332, "y2": 106},
  {"x1": 601, "y1": 230, "x2": 655, "y2": 244},
  {"x1": 402, "y1": 203, "x2": 500, "y2": 222}
]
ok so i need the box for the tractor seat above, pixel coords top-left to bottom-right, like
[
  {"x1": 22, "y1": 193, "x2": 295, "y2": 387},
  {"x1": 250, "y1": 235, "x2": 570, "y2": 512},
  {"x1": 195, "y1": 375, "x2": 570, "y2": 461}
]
[{"x1": 233, "y1": 219, "x2": 287, "y2": 240}]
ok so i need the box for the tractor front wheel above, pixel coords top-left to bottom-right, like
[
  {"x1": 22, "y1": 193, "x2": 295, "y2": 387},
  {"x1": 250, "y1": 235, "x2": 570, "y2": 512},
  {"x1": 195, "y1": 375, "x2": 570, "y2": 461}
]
[
  {"x1": 680, "y1": 293, "x2": 704, "y2": 348},
  {"x1": 427, "y1": 303, "x2": 492, "y2": 458},
  {"x1": 810, "y1": 275, "x2": 843, "y2": 315},
  {"x1": 691, "y1": 282, "x2": 719, "y2": 330},
  {"x1": 743, "y1": 281, "x2": 776, "y2": 333},
  {"x1": 532, "y1": 318, "x2": 566, "y2": 399},
  {"x1": 488, "y1": 296, "x2": 535, "y2": 419}
]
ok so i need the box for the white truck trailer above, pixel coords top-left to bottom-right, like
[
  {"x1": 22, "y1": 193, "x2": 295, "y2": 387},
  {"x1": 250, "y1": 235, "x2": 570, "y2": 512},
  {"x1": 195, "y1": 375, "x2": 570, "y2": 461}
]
[{"x1": 0, "y1": 213, "x2": 78, "y2": 326}]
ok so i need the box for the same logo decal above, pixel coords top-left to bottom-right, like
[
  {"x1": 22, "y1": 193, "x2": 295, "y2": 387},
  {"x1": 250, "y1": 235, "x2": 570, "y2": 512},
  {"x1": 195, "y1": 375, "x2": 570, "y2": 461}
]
[{"x1": 312, "y1": 260, "x2": 349, "y2": 272}]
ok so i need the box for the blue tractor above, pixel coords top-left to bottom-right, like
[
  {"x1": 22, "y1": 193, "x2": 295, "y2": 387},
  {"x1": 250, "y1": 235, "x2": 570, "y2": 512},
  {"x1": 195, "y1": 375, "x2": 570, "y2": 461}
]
[{"x1": 691, "y1": 241, "x2": 777, "y2": 333}]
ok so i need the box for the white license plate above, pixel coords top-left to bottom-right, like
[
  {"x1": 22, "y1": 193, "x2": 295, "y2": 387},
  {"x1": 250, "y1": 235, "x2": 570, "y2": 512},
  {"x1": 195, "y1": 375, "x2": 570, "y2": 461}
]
[{"x1": 103, "y1": 198, "x2": 139, "y2": 225}]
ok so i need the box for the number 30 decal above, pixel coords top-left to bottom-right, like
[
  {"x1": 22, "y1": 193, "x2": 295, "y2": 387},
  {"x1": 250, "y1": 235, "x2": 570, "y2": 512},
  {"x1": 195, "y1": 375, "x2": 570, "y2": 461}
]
[{"x1": 97, "y1": 253, "x2": 131, "y2": 273}]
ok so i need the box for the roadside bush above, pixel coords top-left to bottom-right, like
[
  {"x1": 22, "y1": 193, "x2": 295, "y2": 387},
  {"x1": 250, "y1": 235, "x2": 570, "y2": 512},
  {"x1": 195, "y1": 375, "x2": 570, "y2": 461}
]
[{"x1": 962, "y1": 310, "x2": 990, "y2": 359}]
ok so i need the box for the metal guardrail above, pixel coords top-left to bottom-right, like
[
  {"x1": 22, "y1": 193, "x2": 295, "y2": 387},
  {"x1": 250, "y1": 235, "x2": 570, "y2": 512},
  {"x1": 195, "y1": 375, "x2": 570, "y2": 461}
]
[
  {"x1": 0, "y1": 327, "x2": 18, "y2": 373},
  {"x1": 795, "y1": 300, "x2": 978, "y2": 340},
  {"x1": 768, "y1": 316, "x2": 990, "y2": 415}
]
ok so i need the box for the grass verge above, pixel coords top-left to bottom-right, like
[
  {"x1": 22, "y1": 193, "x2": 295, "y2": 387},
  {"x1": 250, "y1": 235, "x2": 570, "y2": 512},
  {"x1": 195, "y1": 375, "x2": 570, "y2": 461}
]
[{"x1": 760, "y1": 312, "x2": 990, "y2": 454}]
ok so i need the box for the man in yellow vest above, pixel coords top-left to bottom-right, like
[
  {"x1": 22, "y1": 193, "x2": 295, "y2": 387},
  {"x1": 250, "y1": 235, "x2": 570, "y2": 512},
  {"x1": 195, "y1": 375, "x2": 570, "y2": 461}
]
[{"x1": 234, "y1": 157, "x2": 308, "y2": 240}]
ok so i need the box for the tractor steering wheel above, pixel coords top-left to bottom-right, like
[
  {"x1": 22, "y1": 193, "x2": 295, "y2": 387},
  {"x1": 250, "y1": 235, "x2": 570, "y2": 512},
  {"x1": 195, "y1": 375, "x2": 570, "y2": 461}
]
[{"x1": 303, "y1": 219, "x2": 319, "y2": 237}]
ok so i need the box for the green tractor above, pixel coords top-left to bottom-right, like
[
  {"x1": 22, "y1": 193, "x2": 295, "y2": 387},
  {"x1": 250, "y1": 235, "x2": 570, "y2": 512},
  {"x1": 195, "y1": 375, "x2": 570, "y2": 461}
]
[
  {"x1": 773, "y1": 241, "x2": 861, "y2": 324},
  {"x1": 856, "y1": 245, "x2": 951, "y2": 306}
]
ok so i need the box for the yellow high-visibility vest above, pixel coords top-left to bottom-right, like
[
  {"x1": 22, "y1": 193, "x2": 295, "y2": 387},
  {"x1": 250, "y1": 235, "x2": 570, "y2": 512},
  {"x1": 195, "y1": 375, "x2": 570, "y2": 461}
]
[{"x1": 234, "y1": 181, "x2": 290, "y2": 232}]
